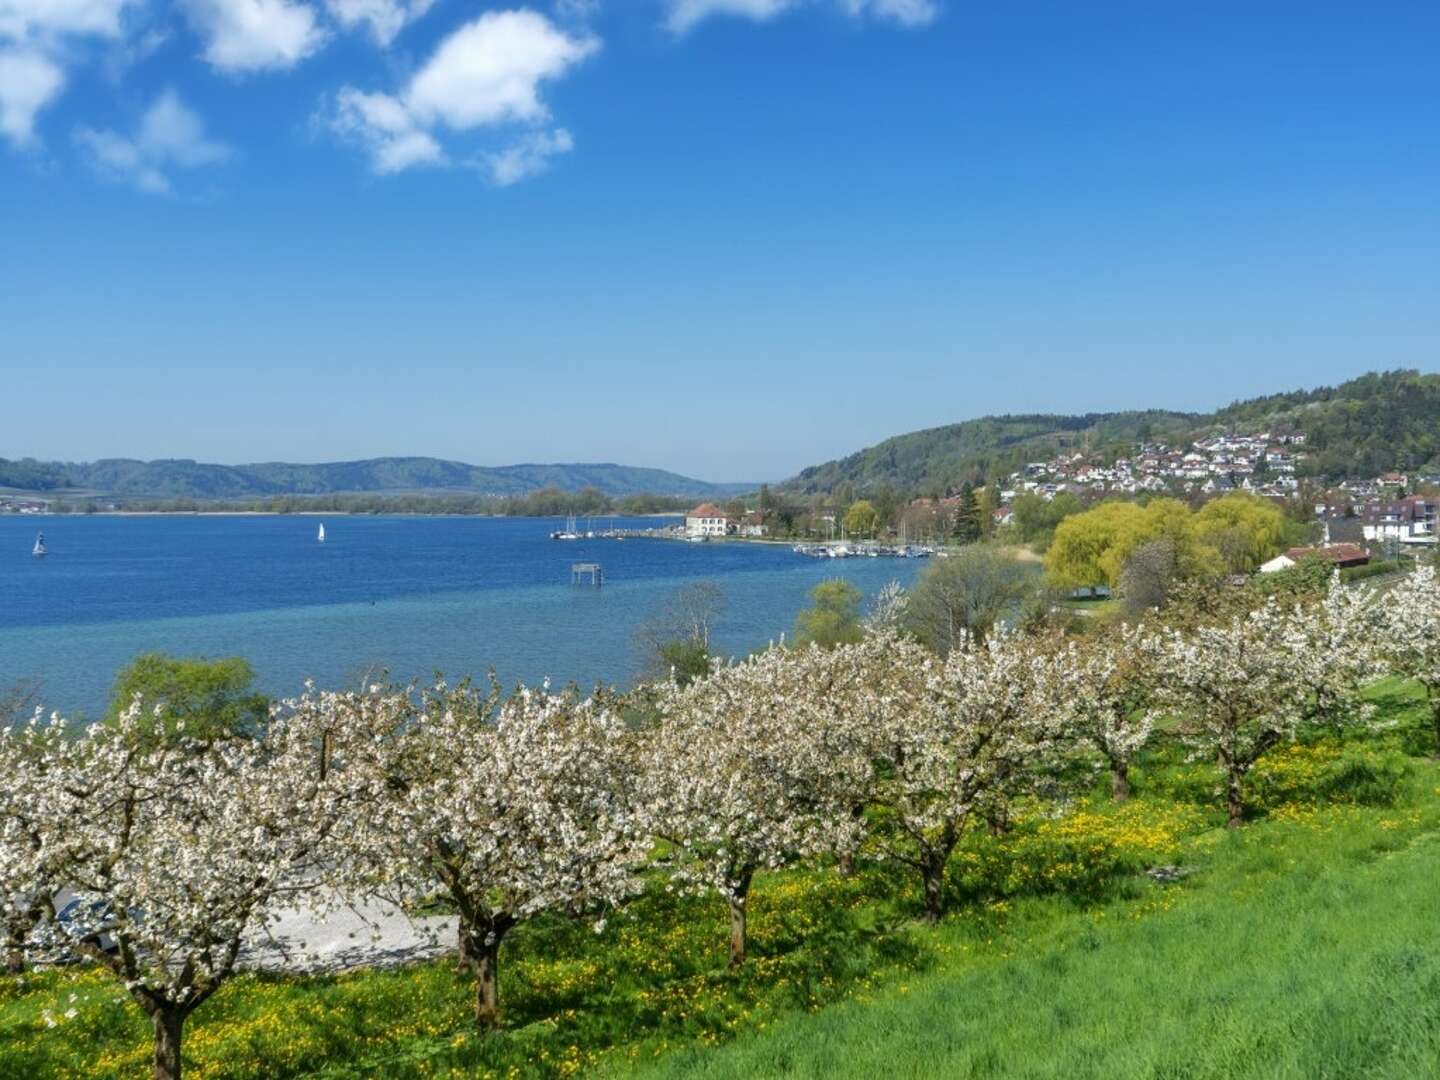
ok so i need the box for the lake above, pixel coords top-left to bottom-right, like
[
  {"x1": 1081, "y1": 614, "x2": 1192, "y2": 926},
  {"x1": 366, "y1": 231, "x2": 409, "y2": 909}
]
[{"x1": 0, "y1": 515, "x2": 924, "y2": 718}]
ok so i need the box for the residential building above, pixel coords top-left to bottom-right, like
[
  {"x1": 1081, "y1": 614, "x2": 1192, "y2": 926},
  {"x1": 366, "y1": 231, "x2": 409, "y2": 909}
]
[
  {"x1": 739, "y1": 511, "x2": 768, "y2": 538},
  {"x1": 1258, "y1": 543, "x2": 1370, "y2": 574},
  {"x1": 1361, "y1": 496, "x2": 1437, "y2": 545},
  {"x1": 685, "y1": 503, "x2": 732, "y2": 537}
]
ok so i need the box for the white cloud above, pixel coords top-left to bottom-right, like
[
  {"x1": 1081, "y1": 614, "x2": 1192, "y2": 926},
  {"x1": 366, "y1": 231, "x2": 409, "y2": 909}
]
[
  {"x1": 324, "y1": 0, "x2": 432, "y2": 47},
  {"x1": 0, "y1": 0, "x2": 134, "y2": 40},
  {"x1": 485, "y1": 125, "x2": 572, "y2": 185},
  {"x1": 406, "y1": 9, "x2": 598, "y2": 128},
  {"x1": 665, "y1": 0, "x2": 938, "y2": 33},
  {"x1": 554, "y1": 0, "x2": 598, "y2": 20},
  {"x1": 0, "y1": 48, "x2": 63, "y2": 145},
  {"x1": 330, "y1": 86, "x2": 444, "y2": 172},
  {"x1": 666, "y1": 0, "x2": 793, "y2": 34},
  {"x1": 0, "y1": 0, "x2": 137, "y2": 147},
  {"x1": 74, "y1": 88, "x2": 230, "y2": 192},
  {"x1": 839, "y1": 0, "x2": 937, "y2": 26},
  {"x1": 180, "y1": 0, "x2": 326, "y2": 72},
  {"x1": 330, "y1": 9, "x2": 597, "y2": 179}
]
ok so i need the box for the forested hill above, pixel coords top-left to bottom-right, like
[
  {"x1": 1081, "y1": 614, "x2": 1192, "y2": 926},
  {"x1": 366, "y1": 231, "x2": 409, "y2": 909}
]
[
  {"x1": 0, "y1": 457, "x2": 753, "y2": 500},
  {"x1": 1210, "y1": 369, "x2": 1440, "y2": 478},
  {"x1": 784, "y1": 411, "x2": 1199, "y2": 496},
  {"x1": 784, "y1": 369, "x2": 1440, "y2": 496}
]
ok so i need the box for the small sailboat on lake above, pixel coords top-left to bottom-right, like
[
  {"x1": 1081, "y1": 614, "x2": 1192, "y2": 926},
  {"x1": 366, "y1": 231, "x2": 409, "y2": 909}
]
[
  {"x1": 317, "y1": 523, "x2": 326, "y2": 543},
  {"x1": 32, "y1": 533, "x2": 47, "y2": 558}
]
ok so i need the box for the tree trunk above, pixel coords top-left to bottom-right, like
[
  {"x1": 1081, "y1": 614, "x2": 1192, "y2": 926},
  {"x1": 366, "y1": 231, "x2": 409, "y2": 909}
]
[
  {"x1": 921, "y1": 851, "x2": 947, "y2": 922},
  {"x1": 151, "y1": 1006, "x2": 185, "y2": 1080},
  {"x1": 837, "y1": 803, "x2": 865, "y2": 876},
  {"x1": 1225, "y1": 768, "x2": 1245, "y2": 829},
  {"x1": 473, "y1": 934, "x2": 501, "y2": 1031},
  {"x1": 727, "y1": 896, "x2": 747, "y2": 968},
  {"x1": 456, "y1": 913, "x2": 476, "y2": 975},
  {"x1": 726, "y1": 868, "x2": 754, "y2": 968},
  {"x1": 4, "y1": 921, "x2": 26, "y2": 974},
  {"x1": 1430, "y1": 690, "x2": 1440, "y2": 759},
  {"x1": 1111, "y1": 761, "x2": 1131, "y2": 803},
  {"x1": 986, "y1": 805, "x2": 1010, "y2": 837}
]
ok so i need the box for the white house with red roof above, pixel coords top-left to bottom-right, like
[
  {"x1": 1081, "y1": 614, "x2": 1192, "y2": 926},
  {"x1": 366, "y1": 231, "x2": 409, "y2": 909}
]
[{"x1": 685, "y1": 502, "x2": 732, "y2": 537}]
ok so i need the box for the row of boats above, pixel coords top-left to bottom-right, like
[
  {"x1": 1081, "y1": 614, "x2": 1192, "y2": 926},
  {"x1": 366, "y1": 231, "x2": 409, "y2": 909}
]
[
  {"x1": 792, "y1": 543, "x2": 935, "y2": 559},
  {"x1": 550, "y1": 516, "x2": 637, "y2": 541}
]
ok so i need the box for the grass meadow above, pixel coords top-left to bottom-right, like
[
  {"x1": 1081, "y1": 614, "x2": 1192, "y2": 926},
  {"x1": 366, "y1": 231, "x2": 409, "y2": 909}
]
[{"x1": 3, "y1": 679, "x2": 1438, "y2": 1079}]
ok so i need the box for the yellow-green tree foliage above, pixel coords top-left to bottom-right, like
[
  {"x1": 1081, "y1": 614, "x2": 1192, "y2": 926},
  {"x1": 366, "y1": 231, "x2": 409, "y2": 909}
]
[
  {"x1": 1045, "y1": 494, "x2": 1285, "y2": 589},
  {"x1": 1192, "y1": 494, "x2": 1292, "y2": 574},
  {"x1": 843, "y1": 500, "x2": 881, "y2": 538}
]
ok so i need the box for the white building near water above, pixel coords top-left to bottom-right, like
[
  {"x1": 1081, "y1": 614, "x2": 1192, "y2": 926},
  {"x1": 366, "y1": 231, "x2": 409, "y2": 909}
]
[{"x1": 685, "y1": 503, "x2": 731, "y2": 537}]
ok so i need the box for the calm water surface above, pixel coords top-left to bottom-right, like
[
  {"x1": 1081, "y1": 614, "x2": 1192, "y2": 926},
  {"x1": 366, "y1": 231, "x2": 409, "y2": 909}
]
[{"x1": 0, "y1": 516, "x2": 923, "y2": 717}]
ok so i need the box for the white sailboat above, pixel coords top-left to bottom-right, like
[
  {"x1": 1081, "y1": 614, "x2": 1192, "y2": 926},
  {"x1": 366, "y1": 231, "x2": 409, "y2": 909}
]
[
  {"x1": 32, "y1": 532, "x2": 46, "y2": 558},
  {"x1": 317, "y1": 523, "x2": 326, "y2": 543}
]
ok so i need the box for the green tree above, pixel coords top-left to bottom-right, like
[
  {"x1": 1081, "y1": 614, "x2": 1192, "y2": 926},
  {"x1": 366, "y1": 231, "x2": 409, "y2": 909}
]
[
  {"x1": 1011, "y1": 491, "x2": 1082, "y2": 548},
  {"x1": 974, "y1": 484, "x2": 999, "y2": 538},
  {"x1": 870, "y1": 484, "x2": 901, "y2": 534},
  {"x1": 843, "y1": 500, "x2": 881, "y2": 539},
  {"x1": 634, "y1": 582, "x2": 727, "y2": 686},
  {"x1": 656, "y1": 639, "x2": 713, "y2": 688},
  {"x1": 1046, "y1": 497, "x2": 1231, "y2": 591},
  {"x1": 105, "y1": 653, "x2": 269, "y2": 744},
  {"x1": 792, "y1": 579, "x2": 864, "y2": 649},
  {"x1": 952, "y1": 482, "x2": 981, "y2": 543},
  {"x1": 905, "y1": 547, "x2": 1036, "y2": 652},
  {"x1": 1192, "y1": 494, "x2": 1289, "y2": 574},
  {"x1": 1045, "y1": 501, "x2": 1148, "y2": 590}
]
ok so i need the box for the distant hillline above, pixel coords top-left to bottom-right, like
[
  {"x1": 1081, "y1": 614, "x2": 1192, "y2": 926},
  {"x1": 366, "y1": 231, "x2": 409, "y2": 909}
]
[
  {"x1": 0, "y1": 457, "x2": 759, "y2": 501},
  {"x1": 6, "y1": 370, "x2": 1437, "y2": 505}
]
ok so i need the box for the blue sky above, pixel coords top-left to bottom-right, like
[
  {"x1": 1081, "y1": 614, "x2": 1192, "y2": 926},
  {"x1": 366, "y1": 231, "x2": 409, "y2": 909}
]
[{"x1": 3, "y1": 1, "x2": 1438, "y2": 482}]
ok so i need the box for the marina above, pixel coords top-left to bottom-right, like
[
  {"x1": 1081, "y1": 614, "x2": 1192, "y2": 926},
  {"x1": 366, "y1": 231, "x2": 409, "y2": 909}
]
[
  {"x1": 546, "y1": 520, "x2": 939, "y2": 558},
  {"x1": 791, "y1": 542, "x2": 935, "y2": 559}
]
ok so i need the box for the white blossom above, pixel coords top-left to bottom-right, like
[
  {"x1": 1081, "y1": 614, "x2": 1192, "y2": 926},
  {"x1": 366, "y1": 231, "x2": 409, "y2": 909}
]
[
  {"x1": 1151, "y1": 579, "x2": 1383, "y2": 827},
  {"x1": 321, "y1": 679, "x2": 643, "y2": 1028},
  {"x1": 862, "y1": 629, "x2": 1072, "y2": 919},
  {"x1": 8, "y1": 698, "x2": 372, "y2": 1080},
  {"x1": 1056, "y1": 626, "x2": 1159, "y2": 801},
  {"x1": 1381, "y1": 565, "x2": 1440, "y2": 750}
]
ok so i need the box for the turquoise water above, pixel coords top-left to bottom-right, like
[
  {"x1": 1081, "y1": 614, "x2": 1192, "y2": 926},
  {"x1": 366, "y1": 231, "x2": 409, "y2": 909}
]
[{"x1": 0, "y1": 516, "x2": 922, "y2": 718}]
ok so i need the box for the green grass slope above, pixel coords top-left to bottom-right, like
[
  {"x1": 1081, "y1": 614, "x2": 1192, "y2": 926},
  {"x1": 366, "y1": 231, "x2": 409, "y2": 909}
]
[{"x1": 635, "y1": 807, "x2": 1440, "y2": 1080}]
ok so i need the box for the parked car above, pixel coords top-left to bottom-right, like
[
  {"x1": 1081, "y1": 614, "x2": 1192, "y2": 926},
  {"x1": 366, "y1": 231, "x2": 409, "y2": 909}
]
[{"x1": 55, "y1": 898, "x2": 123, "y2": 957}]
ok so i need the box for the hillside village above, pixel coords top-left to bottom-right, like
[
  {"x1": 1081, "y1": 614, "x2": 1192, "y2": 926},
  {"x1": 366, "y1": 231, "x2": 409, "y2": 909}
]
[
  {"x1": 675, "y1": 424, "x2": 1439, "y2": 558},
  {"x1": 1011, "y1": 431, "x2": 1312, "y2": 500}
]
